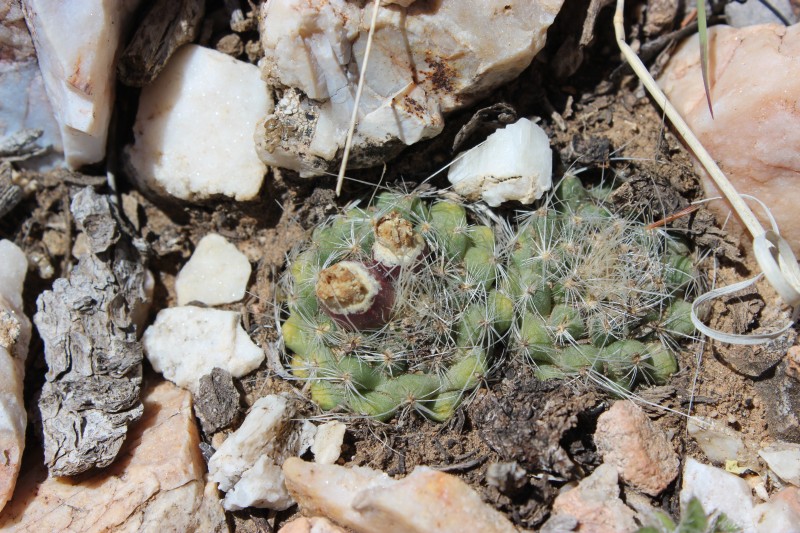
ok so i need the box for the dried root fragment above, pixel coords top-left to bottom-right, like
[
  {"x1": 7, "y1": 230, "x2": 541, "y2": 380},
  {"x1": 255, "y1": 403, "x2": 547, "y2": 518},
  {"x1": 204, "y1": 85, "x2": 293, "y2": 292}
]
[{"x1": 34, "y1": 187, "x2": 150, "y2": 476}]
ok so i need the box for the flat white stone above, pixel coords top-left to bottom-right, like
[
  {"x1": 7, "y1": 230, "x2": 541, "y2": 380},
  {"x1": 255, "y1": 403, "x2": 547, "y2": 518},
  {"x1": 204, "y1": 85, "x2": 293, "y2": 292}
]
[
  {"x1": 688, "y1": 417, "x2": 746, "y2": 465},
  {"x1": 143, "y1": 306, "x2": 264, "y2": 392},
  {"x1": 448, "y1": 118, "x2": 553, "y2": 207},
  {"x1": 127, "y1": 44, "x2": 271, "y2": 201},
  {"x1": 208, "y1": 394, "x2": 316, "y2": 511},
  {"x1": 22, "y1": 0, "x2": 141, "y2": 169},
  {"x1": 681, "y1": 458, "x2": 755, "y2": 533},
  {"x1": 312, "y1": 421, "x2": 346, "y2": 465},
  {"x1": 176, "y1": 233, "x2": 251, "y2": 306},
  {"x1": 0, "y1": 240, "x2": 30, "y2": 513},
  {"x1": 759, "y1": 442, "x2": 800, "y2": 487},
  {"x1": 257, "y1": 0, "x2": 564, "y2": 176}
]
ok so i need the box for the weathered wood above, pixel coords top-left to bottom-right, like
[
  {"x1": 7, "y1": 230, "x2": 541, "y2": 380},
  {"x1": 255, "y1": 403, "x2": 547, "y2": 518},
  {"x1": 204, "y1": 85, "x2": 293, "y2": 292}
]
[
  {"x1": 0, "y1": 162, "x2": 23, "y2": 219},
  {"x1": 34, "y1": 187, "x2": 149, "y2": 476},
  {"x1": 118, "y1": 0, "x2": 205, "y2": 87}
]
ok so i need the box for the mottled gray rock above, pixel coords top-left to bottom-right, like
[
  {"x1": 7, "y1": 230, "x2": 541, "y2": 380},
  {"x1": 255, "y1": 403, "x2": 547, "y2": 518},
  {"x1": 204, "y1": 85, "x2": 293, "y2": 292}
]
[{"x1": 194, "y1": 367, "x2": 241, "y2": 434}]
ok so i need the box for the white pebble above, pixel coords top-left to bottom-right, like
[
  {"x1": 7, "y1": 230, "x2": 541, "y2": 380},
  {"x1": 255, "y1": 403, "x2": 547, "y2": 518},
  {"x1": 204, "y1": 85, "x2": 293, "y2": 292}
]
[
  {"x1": 126, "y1": 44, "x2": 271, "y2": 201},
  {"x1": 759, "y1": 442, "x2": 800, "y2": 487},
  {"x1": 176, "y1": 234, "x2": 251, "y2": 306},
  {"x1": 312, "y1": 421, "x2": 346, "y2": 465},
  {"x1": 448, "y1": 118, "x2": 552, "y2": 207},
  {"x1": 143, "y1": 306, "x2": 264, "y2": 392}
]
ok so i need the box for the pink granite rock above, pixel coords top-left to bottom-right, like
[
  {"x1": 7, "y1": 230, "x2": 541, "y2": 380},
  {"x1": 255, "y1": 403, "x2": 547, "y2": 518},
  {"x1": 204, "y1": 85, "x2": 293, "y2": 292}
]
[
  {"x1": 594, "y1": 400, "x2": 679, "y2": 496},
  {"x1": 283, "y1": 458, "x2": 516, "y2": 533},
  {"x1": 658, "y1": 24, "x2": 800, "y2": 255},
  {"x1": 279, "y1": 517, "x2": 348, "y2": 533},
  {"x1": 0, "y1": 381, "x2": 225, "y2": 532},
  {"x1": 550, "y1": 463, "x2": 638, "y2": 533}
]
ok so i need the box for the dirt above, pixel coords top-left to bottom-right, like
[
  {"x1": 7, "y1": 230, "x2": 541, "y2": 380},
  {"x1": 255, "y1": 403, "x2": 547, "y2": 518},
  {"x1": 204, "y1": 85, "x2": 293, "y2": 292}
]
[{"x1": 2, "y1": 0, "x2": 798, "y2": 531}]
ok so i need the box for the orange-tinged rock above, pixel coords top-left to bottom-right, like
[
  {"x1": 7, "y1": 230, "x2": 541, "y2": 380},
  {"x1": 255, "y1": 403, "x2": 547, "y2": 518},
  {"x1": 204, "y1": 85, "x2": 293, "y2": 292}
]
[
  {"x1": 658, "y1": 24, "x2": 800, "y2": 255},
  {"x1": 0, "y1": 380, "x2": 224, "y2": 532},
  {"x1": 283, "y1": 457, "x2": 516, "y2": 533}
]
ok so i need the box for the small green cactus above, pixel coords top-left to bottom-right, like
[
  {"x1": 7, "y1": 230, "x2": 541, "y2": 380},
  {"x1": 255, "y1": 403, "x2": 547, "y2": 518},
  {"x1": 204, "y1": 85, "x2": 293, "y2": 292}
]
[
  {"x1": 505, "y1": 176, "x2": 697, "y2": 393},
  {"x1": 281, "y1": 178, "x2": 698, "y2": 421},
  {"x1": 280, "y1": 191, "x2": 511, "y2": 422}
]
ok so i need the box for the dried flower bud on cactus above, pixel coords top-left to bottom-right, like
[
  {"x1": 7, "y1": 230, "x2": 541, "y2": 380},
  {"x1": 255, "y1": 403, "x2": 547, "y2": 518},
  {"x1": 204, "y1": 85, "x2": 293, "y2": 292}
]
[
  {"x1": 315, "y1": 261, "x2": 395, "y2": 329},
  {"x1": 372, "y1": 211, "x2": 426, "y2": 272}
]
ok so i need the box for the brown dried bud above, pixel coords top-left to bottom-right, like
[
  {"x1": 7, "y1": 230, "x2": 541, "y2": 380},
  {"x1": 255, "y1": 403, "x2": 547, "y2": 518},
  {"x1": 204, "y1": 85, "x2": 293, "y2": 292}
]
[
  {"x1": 372, "y1": 211, "x2": 425, "y2": 272},
  {"x1": 315, "y1": 261, "x2": 394, "y2": 330}
]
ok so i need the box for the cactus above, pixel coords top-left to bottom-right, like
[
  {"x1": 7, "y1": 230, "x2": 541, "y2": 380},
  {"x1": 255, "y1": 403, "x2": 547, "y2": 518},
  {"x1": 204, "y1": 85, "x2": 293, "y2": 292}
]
[
  {"x1": 281, "y1": 178, "x2": 698, "y2": 421},
  {"x1": 280, "y1": 191, "x2": 511, "y2": 422},
  {"x1": 505, "y1": 176, "x2": 697, "y2": 393}
]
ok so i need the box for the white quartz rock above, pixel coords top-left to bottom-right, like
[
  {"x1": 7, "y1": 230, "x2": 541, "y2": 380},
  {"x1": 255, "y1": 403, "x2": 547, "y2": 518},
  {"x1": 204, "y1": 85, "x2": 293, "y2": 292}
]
[
  {"x1": 1, "y1": 2, "x2": 62, "y2": 170},
  {"x1": 208, "y1": 394, "x2": 316, "y2": 511},
  {"x1": 312, "y1": 421, "x2": 346, "y2": 465},
  {"x1": 687, "y1": 417, "x2": 746, "y2": 465},
  {"x1": 0, "y1": 240, "x2": 30, "y2": 513},
  {"x1": 759, "y1": 442, "x2": 800, "y2": 486},
  {"x1": 658, "y1": 24, "x2": 800, "y2": 255},
  {"x1": 22, "y1": 0, "x2": 142, "y2": 169},
  {"x1": 681, "y1": 458, "x2": 756, "y2": 532},
  {"x1": 143, "y1": 306, "x2": 264, "y2": 392},
  {"x1": 448, "y1": 118, "x2": 553, "y2": 206},
  {"x1": 127, "y1": 44, "x2": 271, "y2": 201},
  {"x1": 176, "y1": 234, "x2": 251, "y2": 306},
  {"x1": 283, "y1": 458, "x2": 517, "y2": 533},
  {"x1": 257, "y1": 0, "x2": 564, "y2": 176}
]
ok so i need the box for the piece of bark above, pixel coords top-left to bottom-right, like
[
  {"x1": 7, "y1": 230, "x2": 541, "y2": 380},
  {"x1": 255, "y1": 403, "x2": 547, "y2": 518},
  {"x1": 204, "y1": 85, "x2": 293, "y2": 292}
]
[
  {"x1": 194, "y1": 367, "x2": 241, "y2": 434},
  {"x1": 34, "y1": 187, "x2": 149, "y2": 476},
  {"x1": 0, "y1": 162, "x2": 23, "y2": 219},
  {"x1": 118, "y1": 0, "x2": 204, "y2": 87}
]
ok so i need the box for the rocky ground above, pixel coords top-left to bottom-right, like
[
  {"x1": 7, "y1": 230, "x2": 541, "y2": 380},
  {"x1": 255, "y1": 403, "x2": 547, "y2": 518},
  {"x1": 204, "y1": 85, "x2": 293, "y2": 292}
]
[{"x1": 1, "y1": 0, "x2": 800, "y2": 532}]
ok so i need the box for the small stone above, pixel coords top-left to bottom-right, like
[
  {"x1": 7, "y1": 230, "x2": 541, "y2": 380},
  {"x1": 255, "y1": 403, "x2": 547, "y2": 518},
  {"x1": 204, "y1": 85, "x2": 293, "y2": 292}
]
[
  {"x1": 176, "y1": 233, "x2": 252, "y2": 306},
  {"x1": 759, "y1": 442, "x2": 800, "y2": 486},
  {"x1": 283, "y1": 458, "x2": 517, "y2": 533},
  {"x1": 725, "y1": 0, "x2": 796, "y2": 28},
  {"x1": 208, "y1": 394, "x2": 316, "y2": 511},
  {"x1": 753, "y1": 498, "x2": 800, "y2": 533},
  {"x1": 216, "y1": 33, "x2": 244, "y2": 57},
  {"x1": 312, "y1": 421, "x2": 346, "y2": 465},
  {"x1": 0, "y1": 381, "x2": 218, "y2": 531},
  {"x1": 22, "y1": 0, "x2": 141, "y2": 169},
  {"x1": 143, "y1": 306, "x2": 264, "y2": 392},
  {"x1": 772, "y1": 486, "x2": 800, "y2": 516},
  {"x1": 447, "y1": 118, "x2": 553, "y2": 207},
  {"x1": 547, "y1": 463, "x2": 638, "y2": 533},
  {"x1": 594, "y1": 400, "x2": 679, "y2": 496},
  {"x1": 279, "y1": 517, "x2": 348, "y2": 533},
  {"x1": 485, "y1": 461, "x2": 528, "y2": 495},
  {"x1": 658, "y1": 24, "x2": 800, "y2": 255},
  {"x1": 0, "y1": 240, "x2": 30, "y2": 513},
  {"x1": 126, "y1": 44, "x2": 271, "y2": 201},
  {"x1": 688, "y1": 417, "x2": 746, "y2": 465},
  {"x1": 194, "y1": 367, "x2": 241, "y2": 434},
  {"x1": 680, "y1": 458, "x2": 755, "y2": 532}
]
